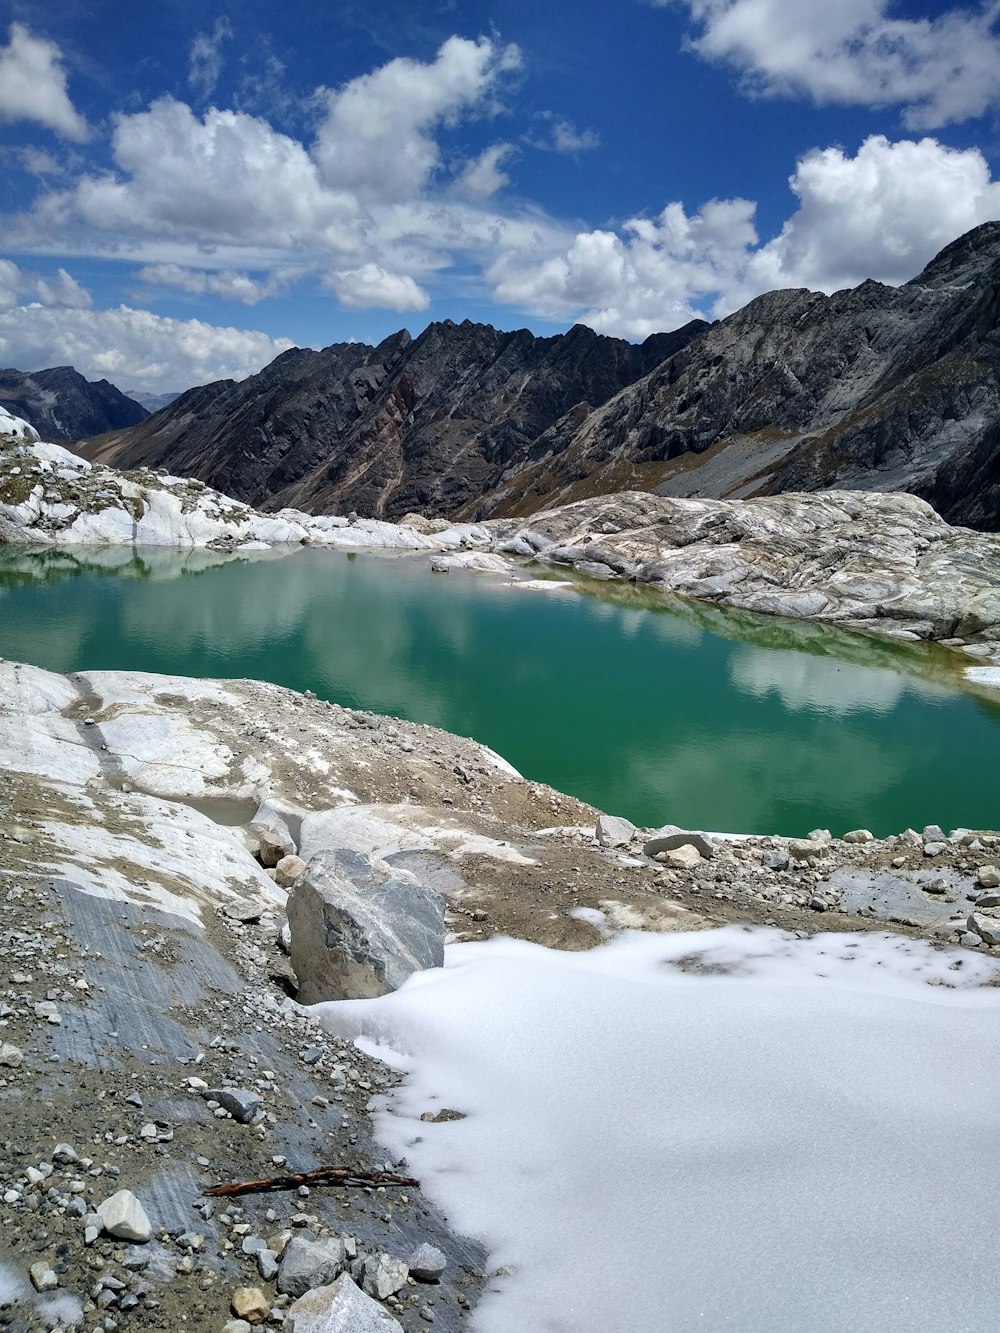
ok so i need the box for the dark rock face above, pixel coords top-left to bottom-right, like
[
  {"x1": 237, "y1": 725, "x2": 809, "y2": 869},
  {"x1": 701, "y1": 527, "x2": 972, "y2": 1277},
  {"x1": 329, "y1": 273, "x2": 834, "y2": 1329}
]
[
  {"x1": 0, "y1": 366, "x2": 148, "y2": 440},
  {"x1": 503, "y1": 222, "x2": 1000, "y2": 531},
  {"x1": 79, "y1": 320, "x2": 707, "y2": 520}
]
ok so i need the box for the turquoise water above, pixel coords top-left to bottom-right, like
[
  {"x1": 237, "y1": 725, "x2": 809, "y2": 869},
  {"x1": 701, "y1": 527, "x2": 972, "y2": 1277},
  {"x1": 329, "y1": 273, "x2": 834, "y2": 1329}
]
[{"x1": 1, "y1": 544, "x2": 998, "y2": 837}]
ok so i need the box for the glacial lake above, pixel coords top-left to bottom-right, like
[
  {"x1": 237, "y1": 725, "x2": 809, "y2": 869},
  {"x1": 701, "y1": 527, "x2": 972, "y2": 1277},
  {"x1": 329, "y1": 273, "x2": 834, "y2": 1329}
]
[{"x1": 1, "y1": 544, "x2": 998, "y2": 838}]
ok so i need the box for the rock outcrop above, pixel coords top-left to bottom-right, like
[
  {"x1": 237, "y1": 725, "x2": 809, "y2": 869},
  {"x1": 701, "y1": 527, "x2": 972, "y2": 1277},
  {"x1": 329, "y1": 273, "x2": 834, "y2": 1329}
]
[
  {"x1": 78, "y1": 320, "x2": 706, "y2": 519},
  {"x1": 480, "y1": 489, "x2": 1000, "y2": 668},
  {"x1": 0, "y1": 364, "x2": 147, "y2": 440}
]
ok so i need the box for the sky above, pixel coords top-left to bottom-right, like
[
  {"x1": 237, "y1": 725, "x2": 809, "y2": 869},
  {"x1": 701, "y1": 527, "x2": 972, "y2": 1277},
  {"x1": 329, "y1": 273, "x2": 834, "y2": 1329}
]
[{"x1": 1, "y1": 0, "x2": 1000, "y2": 393}]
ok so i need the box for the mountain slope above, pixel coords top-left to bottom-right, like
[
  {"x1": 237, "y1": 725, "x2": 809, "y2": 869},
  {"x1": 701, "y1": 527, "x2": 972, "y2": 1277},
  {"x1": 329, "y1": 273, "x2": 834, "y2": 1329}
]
[
  {"x1": 0, "y1": 366, "x2": 148, "y2": 440},
  {"x1": 485, "y1": 223, "x2": 1000, "y2": 530},
  {"x1": 79, "y1": 320, "x2": 707, "y2": 519}
]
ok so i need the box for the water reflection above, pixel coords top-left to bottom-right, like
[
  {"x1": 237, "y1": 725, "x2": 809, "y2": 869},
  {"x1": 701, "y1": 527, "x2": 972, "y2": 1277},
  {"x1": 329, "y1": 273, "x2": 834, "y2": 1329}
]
[{"x1": 1, "y1": 544, "x2": 998, "y2": 835}]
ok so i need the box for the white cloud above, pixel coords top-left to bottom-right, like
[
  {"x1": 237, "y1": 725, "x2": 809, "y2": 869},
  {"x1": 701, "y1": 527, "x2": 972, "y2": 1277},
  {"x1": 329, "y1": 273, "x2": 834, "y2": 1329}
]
[
  {"x1": 64, "y1": 97, "x2": 358, "y2": 249},
  {"x1": 724, "y1": 134, "x2": 1000, "y2": 310},
  {"x1": 137, "y1": 262, "x2": 299, "y2": 304},
  {"x1": 673, "y1": 0, "x2": 1000, "y2": 128},
  {"x1": 35, "y1": 266, "x2": 92, "y2": 309},
  {"x1": 489, "y1": 197, "x2": 758, "y2": 337},
  {"x1": 312, "y1": 36, "x2": 522, "y2": 202},
  {"x1": 487, "y1": 134, "x2": 1000, "y2": 336},
  {"x1": 0, "y1": 258, "x2": 93, "y2": 311},
  {"x1": 325, "y1": 264, "x2": 430, "y2": 311},
  {"x1": 549, "y1": 119, "x2": 600, "y2": 153},
  {"x1": 0, "y1": 302, "x2": 293, "y2": 391},
  {"x1": 0, "y1": 23, "x2": 88, "y2": 141},
  {"x1": 188, "y1": 16, "x2": 232, "y2": 101},
  {"x1": 455, "y1": 143, "x2": 513, "y2": 199}
]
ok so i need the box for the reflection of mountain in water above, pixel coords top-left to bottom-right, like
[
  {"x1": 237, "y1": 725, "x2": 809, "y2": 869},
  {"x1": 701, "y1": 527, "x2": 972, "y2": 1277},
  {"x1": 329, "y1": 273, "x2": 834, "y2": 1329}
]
[{"x1": 0, "y1": 543, "x2": 293, "y2": 590}]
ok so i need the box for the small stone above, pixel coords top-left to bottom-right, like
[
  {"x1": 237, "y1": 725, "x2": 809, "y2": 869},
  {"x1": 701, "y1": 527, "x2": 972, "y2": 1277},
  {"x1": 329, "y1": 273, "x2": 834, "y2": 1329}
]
[
  {"x1": 842, "y1": 829, "x2": 874, "y2": 844},
  {"x1": 231, "y1": 1287, "x2": 271, "y2": 1325},
  {"x1": 257, "y1": 1249, "x2": 279, "y2": 1282},
  {"x1": 975, "y1": 891, "x2": 1000, "y2": 909},
  {"x1": 52, "y1": 1142, "x2": 79, "y2": 1164},
  {"x1": 276, "y1": 855, "x2": 308, "y2": 888},
  {"x1": 923, "y1": 842, "x2": 947, "y2": 857},
  {"x1": 29, "y1": 1262, "x2": 58, "y2": 1292},
  {"x1": 96, "y1": 1189, "x2": 152, "y2": 1243},
  {"x1": 762, "y1": 849, "x2": 789, "y2": 872},
  {"x1": 407, "y1": 1244, "x2": 447, "y2": 1283},
  {"x1": 224, "y1": 897, "x2": 269, "y2": 923},
  {"x1": 923, "y1": 878, "x2": 950, "y2": 895}
]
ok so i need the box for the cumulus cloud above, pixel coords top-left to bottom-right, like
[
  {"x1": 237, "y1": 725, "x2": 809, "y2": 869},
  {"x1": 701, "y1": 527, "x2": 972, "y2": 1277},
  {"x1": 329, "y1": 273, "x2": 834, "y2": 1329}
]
[
  {"x1": 325, "y1": 264, "x2": 430, "y2": 311},
  {"x1": 312, "y1": 36, "x2": 522, "y2": 202},
  {"x1": 188, "y1": 16, "x2": 233, "y2": 101},
  {"x1": 530, "y1": 116, "x2": 600, "y2": 153},
  {"x1": 137, "y1": 262, "x2": 299, "y2": 304},
  {"x1": 0, "y1": 258, "x2": 93, "y2": 310},
  {"x1": 35, "y1": 267, "x2": 92, "y2": 309},
  {"x1": 0, "y1": 23, "x2": 88, "y2": 141},
  {"x1": 489, "y1": 197, "x2": 758, "y2": 337},
  {"x1": 725, "y1": 134, "x2": 1000, "y2": 309},
  {"x1": 672, "y1": 0, "x2": 1000, "y2": 128},
  {"x1": 455, "y1": 143, "x2": 513, "y2": 198},
  {"x1": 0, "y1": 301, "x2": 293, "y2": 391},
  {"x1": 487, "y1": 135, "x2": 1000, "y2": 335}
]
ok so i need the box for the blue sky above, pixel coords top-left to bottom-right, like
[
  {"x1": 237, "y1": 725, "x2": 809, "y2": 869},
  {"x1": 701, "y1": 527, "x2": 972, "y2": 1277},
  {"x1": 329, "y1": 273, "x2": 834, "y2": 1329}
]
[{"x1": 1, "y1": 0, "x2": 1000, "y2": 391}]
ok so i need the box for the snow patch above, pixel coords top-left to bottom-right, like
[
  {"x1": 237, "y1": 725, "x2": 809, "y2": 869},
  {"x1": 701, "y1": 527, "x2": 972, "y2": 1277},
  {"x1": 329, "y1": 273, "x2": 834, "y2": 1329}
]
[{"x1": 321, "y1": 926, "x2": 1000, "y2": 1332}]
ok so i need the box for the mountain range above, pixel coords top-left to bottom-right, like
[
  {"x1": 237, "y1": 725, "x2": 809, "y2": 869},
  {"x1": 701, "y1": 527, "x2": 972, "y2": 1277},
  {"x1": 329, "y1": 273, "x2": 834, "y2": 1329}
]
[
  {"x1": 17, "y1": 222, "x2": 1000, "y2": 533},
  {"x1": 0, "y1": 366, "x2": 148, "y2": 441}
]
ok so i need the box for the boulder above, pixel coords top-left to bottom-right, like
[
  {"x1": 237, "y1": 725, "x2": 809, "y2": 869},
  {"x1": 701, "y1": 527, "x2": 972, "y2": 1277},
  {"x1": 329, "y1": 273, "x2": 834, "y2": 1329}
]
[
  {"x1": 977, "y1": 865, "x2": 1000, "y2": 889},
  {"x1": 968, "y1": 912, "x2": 1000, "y2": 945},
  {"x1": 595, "y1": 814, "x2": 637, "y2": 848},
  {"x1": 360, "y1": 1253, "x2": 409, "y2": 1300},
  {"x1": 407, "y1": 1243, "x2": 447, "y2": 1282},
  {"x1": 231, "y1": 1288, "x2": 270, "y2": 1325},
  {"x1": 277, "y1": 1237, "x2": 348, "y2": 1297},
  {"x1": 96, "y1": 1189, "x2": 152, "y2": 1242},
  {"x1": 657, "y1": 844, "x2": 703, "y2": 870},
  {"x1": 285, "y1": 1274, "x2": 404, "y2": 1332},
  {"x1": 843, "y1": 829, "x2": 875, "y2": 844},
  {"x1": 287, "y1": 849, "x2": 445, "y2": 1003},
  {"x1": 643, "y1": 829, "x2": 715, "y2": 860},
  {"x1": 789, "y1": 839, "x2": 829, "y2": 863},
  {"x1": 204, "y1": 1087, "x2": 262, "y2": 1123}
]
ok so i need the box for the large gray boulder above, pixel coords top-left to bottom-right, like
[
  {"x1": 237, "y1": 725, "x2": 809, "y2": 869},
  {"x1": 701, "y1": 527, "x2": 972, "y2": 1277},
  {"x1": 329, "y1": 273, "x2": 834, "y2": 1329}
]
[
  {"x1": 287, "y1": 849, "x2": 446, "y2": 1003},
  {"x1": 285, "y1": 1274, "x2": 404, "y2": 1332}
]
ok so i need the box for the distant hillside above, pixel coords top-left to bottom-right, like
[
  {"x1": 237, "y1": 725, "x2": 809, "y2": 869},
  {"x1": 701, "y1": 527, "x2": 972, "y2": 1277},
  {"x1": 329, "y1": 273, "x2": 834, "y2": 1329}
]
[
  {"x1": 0, "y1": 367, "x2": 148, "y2": 441},
  {"x1": 78, "y1": 320, "x2": 707, "y2": 520},
  {"x1": 122, "y1": 388, "x2": 183, "y2": 414}
]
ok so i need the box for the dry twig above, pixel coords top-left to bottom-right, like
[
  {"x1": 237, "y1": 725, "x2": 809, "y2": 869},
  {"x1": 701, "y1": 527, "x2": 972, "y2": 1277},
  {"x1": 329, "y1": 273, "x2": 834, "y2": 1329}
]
[{"x1": 203, "y1": 1165, "x2": 419, "y2": 1198}]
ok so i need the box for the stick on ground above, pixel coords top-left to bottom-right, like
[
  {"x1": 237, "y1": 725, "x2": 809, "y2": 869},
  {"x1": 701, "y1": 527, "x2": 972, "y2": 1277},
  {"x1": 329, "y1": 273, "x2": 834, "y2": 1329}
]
[{"x1": 203, "y1": 1165, "x2": 420, "y2": 1198}]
